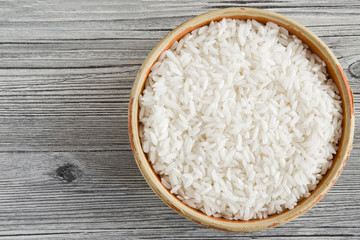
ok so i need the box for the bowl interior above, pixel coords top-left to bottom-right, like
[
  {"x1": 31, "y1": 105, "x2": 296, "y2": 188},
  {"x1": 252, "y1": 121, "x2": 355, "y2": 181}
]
[{"x1": 128, "y1": 7, "x2": 354, "y2": 232}]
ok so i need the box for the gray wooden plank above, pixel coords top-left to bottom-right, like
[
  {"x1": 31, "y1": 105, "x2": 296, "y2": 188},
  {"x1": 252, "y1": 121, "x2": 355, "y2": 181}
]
[{"x1": 0, "y1": 150, "x2": 358, "y2": 239}]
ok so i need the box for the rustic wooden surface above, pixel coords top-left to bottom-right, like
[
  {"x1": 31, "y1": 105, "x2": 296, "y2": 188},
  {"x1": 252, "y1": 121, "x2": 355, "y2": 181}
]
[{"x1": 0, "y1": 0, "x2": 359, "y2": 239}]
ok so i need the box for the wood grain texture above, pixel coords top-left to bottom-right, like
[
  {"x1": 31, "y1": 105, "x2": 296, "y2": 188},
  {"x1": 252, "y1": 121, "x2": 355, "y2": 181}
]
[{"x1": 0, "y1": 0, "x2": 359, "y2": 239}]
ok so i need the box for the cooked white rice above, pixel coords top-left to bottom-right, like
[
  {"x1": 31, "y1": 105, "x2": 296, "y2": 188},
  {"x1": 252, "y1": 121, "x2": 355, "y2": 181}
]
[{"x1": 139, "y1": 19, "x2": 343, "y2": 220}]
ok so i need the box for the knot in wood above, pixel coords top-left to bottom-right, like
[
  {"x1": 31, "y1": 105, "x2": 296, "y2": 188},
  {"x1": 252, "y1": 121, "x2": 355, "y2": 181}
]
[
  {"x1": 56, "y1": 164, "x2": 82, "y2": 183},
  {"x1": 349, "y1": 61, "x2": 360, "y2": 78}
]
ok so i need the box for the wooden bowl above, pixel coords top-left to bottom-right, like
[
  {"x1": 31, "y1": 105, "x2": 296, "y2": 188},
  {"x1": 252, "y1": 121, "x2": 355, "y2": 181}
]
[{"x1": 128, "y1": 8, "x2": 354, "y2": 232}]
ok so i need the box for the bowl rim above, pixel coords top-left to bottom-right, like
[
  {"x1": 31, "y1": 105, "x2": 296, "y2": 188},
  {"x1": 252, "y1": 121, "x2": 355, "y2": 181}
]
[{"x1": 128, "y1": 7, "x2": 355, "y2": 232}]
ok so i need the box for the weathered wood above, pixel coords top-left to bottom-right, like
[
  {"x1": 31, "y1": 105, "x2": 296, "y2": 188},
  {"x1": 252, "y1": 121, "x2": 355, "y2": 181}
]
[
  {"x1": 0, "y1": 0, "x2": 359, "y2": 239},
  {"x1": 0, "y1": 150, "x2": 359, "y2": 239}
]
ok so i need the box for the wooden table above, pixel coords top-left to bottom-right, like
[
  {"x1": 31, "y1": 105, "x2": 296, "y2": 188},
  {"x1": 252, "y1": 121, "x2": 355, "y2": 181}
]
[{"x1": 0, "y1": 1, "x2": 359, "y2": 239}]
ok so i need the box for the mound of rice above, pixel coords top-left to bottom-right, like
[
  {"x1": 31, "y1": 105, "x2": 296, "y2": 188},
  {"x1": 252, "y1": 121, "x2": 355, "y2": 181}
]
[{"x1": 139, "y1": 19, "x2": 343, "y2": 220}]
